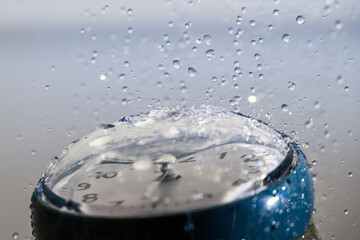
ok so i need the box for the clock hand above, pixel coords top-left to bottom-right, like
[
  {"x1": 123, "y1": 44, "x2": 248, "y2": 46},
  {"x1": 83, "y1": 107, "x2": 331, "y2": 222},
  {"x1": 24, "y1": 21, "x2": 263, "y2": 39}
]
[{"x1": 143, "y1": 154, "x2": 181, "y2": 199}]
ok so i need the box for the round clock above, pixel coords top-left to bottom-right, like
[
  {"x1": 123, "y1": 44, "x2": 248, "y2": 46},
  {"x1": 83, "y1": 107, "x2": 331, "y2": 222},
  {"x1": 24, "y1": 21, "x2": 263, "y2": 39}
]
[{"x1": 30, "y1": 106, "x2": 318, "y2": 240}]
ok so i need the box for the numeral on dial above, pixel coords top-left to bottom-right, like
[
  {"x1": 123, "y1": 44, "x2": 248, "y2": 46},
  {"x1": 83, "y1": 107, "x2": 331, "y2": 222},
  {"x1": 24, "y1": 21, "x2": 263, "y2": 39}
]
[
  {"x1": 95, "y1": 171, "x2": 118, "y2": 179},
  {"x1": 76, "y1": 183, "x2": 91, "y2": 191},
  {"x1": 82, "y1": 193, "x2": 98, "y2": 203}
]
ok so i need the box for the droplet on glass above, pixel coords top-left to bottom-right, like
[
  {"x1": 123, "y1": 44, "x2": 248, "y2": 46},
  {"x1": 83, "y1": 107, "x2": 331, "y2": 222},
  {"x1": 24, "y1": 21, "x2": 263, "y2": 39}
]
[
  {"x1": 250, "y1": 20, "x2": 256, "y2": 26},
  {"x1": 288, "y1": 81, "x2": 296, "y2": 91},
  {"x1": 31, "y1": 150, "x2": 36, "y2": 156},
  {"x1": 344, "y1": 86, "x2": 350, "y2": 91},
  {"x1": 344, "y1": 209, "x2": 349, "y2": 215},
  {"x1": 122, "y1": 86, "x2": 129, "y2": 92},
  {"x1": 313, "y1": 101, "x2": 321, "y2": 109},
  {"x1": 206, "y1": 49, "x2": 215, "y2": 60},
  {"x1": 185, "y1": 22, "x2": 192, "y2": 29},
  {"x1": 336, "y1": 75, "x2": 344, "y2": 84},
  {"x1": 348, "y1": 172, "x2": 353, "y2": 177},
  {"x1": 296, "y1": 15, "x2": 306, "y2": 24},
  {"x1": 173, "y1": 59, "x2": 182, "y2": 69},
  {"x1": 128, "y1": 27, "x2": 133, "y2": 34},
  {"x1": 254, "y1": 53, "x2": 261, "y2": 60},
  {"x1": 45, "y1": 85, "x2": 50, "y2": 90},
  {"x1": 281, "y1": 104, "x2": 289, "y2": 112},
  {"x1": 118, "y1": 74, "x2": 126, "y2": 80},
  {"x1": 248, "y1": 95, "x2": 257, "y2": 103},
  {"x1": 12, "y1": 233, "x2": 19, "y2": 239},
  {"x1": 188, "y1": 67, "x2": 198, "y2": 77},
  {"x1": 273, "y1": 9, "x2": 280, "y2": 16},
  {"x1": 127, "y1": 8, "x2": 133, "y2": 15},
  {"x1": 334, "y1": 20, "x2": 344, "y2": 30},
  {"x1": 282, "y1": 34, "x2": 290, "y2": 43},
  {"x1": 304, "y1": 119, "x2": 313, "y2": 129},
  {"x1": 204, "y1": 35, "x2": 212, "y2": 46},
  {"x1": 100, "y1": 74, "x2": 107, "y2": 81}
]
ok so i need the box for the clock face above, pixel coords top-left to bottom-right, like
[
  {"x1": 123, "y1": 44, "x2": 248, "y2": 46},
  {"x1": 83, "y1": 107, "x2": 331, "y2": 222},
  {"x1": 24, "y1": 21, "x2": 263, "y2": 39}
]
[{"x1": 44, "y1": 106, "x2": 291, "y2": 217}]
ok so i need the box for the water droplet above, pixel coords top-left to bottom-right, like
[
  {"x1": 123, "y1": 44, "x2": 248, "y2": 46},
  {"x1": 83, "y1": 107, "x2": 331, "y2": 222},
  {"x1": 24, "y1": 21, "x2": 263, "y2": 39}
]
[
  {"x1": 312, "y1": 160, "x2": 318, "y2": 166},
  {"x1": 50, "y1": 65, "x2": 56, "y2": 72},
  {"x1": 100, "y1": 74, "x2": 107, "y2": 81},
  {"x1": 281, "y1": 104, "x2": 289, "y2": 112},
  {"x1": 127, "y1": 8, "x2": 133, "y2": 15},
  {"x1": 344, "y1": 86, "x2": 350, "y2": 91},
  {"x1": 348, "y1": 172, "x2": 353, "y2": 177},
  {"x1": 184, "y1": 22, "x2": 192, "y2": 29},
  {"x1": 288, "y1": 81, "x2": 296, "y2": 91},
  {"x1": 334, "y1": 20, "x2": 344, "y2": 30},
  {"x1": 31, "y1": 150, "x2": 36, "y2": 156},
  {"x1": 268, "y1": 24, "x2": 274, "y2": 30},
  {"x1": 344, "y1": 209, "x2": 349, "y2": 215},
  {"x1": 254, "y1": 53, "x2": 261, "y2": 60},
  {"x1": 250, "y1": 20, "x2": 256, "y2": 26},
  {"x1": 248, "y1": 95, "x2": 257, "y2": 103},
  {"x1": 118, "y1": 74, "x2": 126, "y2": 80},
  {"x1": 296, "y1": 15, "x2": 306, "y2": 24},
  {"x1": 16, "y1": 134, "x2": 22, "y2": 141},
  {"x1": 173, "y1": 59, "x2": 182, "y2": 69},
  {"x1": 336, "y1": 75, "x2": 344, "y2": 84},
  {"x1": 282, "y1": 34, "x2": 290, "y2": 43},
  {"x1": 188, "y1": 67, "x2": 198, "y2": 77},
  {"x1": 204, "y1": 35, "x2": 212, "y2": 46},
  {"x1": 119, "y1": 98, "x2": 126, "y2": 105},
  {"x1": 273, "y1": 9, "x2": 280, "y2": 16},
  {"x1": 122, "y1": 86, "x2": 129, "y2": 92},
  {"x1": 206, "y1": 49, "x2": 215, "y2": 60},
  {"x1": 313, "y1": 101, "x2": 321, "y2": 109},
  {"x1": 128, "y1": 27, "x2": 133, "y2": 34},
  {"x1": 45, "y1": 85, "x2": 50, "y2": 90},
  {"x1": 304, "y1": 119, "x2": 313, "y2": 129},
  {"x1": 12, "y1": 233, "x2": 19, "y2": 239}
]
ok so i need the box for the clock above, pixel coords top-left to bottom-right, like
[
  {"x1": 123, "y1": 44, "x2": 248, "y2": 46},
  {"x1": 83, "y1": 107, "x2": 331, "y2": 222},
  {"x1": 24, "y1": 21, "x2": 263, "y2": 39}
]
[{"x1": 30, "y1": 106, "x2": 318, "y2": 240}]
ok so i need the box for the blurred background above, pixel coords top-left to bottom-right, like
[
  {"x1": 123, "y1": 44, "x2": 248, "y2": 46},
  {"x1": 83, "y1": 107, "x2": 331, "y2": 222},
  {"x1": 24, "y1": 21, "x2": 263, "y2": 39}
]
[{"x1": 0, "y1": 0, "x2": 359, "y2": 239}]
